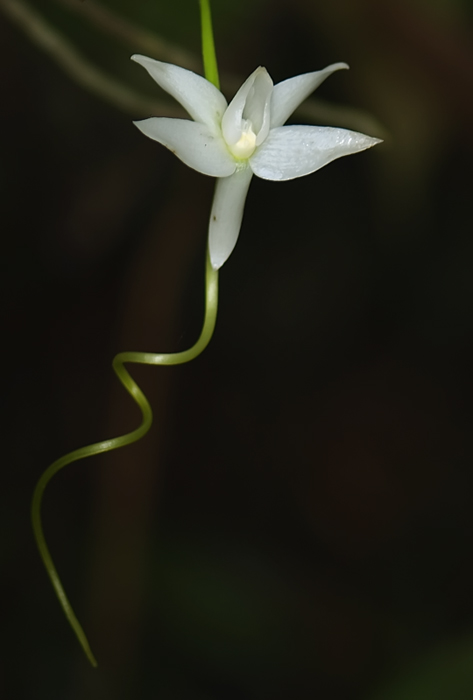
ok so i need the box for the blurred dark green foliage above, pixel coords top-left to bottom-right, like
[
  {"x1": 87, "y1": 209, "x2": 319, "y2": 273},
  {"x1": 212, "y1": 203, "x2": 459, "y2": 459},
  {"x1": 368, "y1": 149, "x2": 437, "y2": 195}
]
[{"x1": 1, "y1": 0, "x2": 473, "y2": 698}]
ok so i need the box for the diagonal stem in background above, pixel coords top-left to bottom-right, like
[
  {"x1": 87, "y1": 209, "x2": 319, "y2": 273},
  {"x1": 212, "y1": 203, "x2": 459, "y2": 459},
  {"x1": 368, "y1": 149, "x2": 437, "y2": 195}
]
[
  {"x1": 0, "y1": 0, "x2": 387, "y2": 135},
  {"x1": 0, "y1": 0, "x2": 181, "y2": 116},
  {"x1": 54, "y1": 0, "x2": 200, "y2": 72}
]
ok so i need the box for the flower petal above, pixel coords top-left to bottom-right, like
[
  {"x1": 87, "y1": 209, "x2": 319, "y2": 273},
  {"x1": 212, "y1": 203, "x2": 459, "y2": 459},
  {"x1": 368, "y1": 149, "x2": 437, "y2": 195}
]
[
  {"x1": 243, "y1": 68, "x2": 273, "y2": 145},
  {"x1": 133, "y1": 118, "x2": 236, "y2": 177},
  {"x1": 270, "y1": 63, "x2": 349, "y2": 128},
  {"x1": 131, "y1": 55, "x2": 227, "y2": 131},
  {"x1": 209, "y1": 167, "x2": 254, "y2": 269},
  {"x1": 221, "y1": 67, "x2": 273, "y2": 147},
  {"x1": 250, "y1": 125, "x2": 381, "y2": 181}
]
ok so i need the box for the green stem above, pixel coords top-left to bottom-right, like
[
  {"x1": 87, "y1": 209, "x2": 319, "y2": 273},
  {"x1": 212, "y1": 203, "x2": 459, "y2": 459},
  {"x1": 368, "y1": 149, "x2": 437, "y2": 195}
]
[
  {"x1": 32, "y1": 253, "x2": 218, "y2": 666},
  {"x1": 199, "y1": 0, "x2": 219, "y2": 88},
  {"x1": 32, "y1": 0, "x2": 221, "y2": 668}
]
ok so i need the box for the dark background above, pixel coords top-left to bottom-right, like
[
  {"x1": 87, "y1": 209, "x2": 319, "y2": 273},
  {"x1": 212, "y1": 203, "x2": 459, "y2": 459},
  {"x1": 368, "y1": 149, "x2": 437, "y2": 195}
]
[{"x1": 2, "y1": 0, "x2": 473, "y2": 698}]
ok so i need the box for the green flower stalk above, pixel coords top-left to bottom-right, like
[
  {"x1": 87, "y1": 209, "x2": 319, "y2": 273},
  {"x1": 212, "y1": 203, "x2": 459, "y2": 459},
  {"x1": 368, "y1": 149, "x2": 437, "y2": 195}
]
[
  {"x1": 32, "y1": 251, "x2": 218, "y2": 668},
  {"x1": 32, "y1": 0, "x2": 380, "y2": 668},
  {"x1": 32, "y1": 0, "x2": 220, "y2": 668}
]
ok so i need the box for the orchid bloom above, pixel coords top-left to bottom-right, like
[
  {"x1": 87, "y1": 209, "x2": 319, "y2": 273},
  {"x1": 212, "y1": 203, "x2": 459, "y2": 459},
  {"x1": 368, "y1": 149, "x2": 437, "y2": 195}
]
[{"x1": 132, "y1": 55, "x2": 381, "y2": 269}]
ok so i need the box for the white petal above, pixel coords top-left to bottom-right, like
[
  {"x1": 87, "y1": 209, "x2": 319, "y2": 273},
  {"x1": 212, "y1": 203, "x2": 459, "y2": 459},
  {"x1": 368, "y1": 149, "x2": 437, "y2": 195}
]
[
  {"x1": 250, "y1": 125, "x2": 381, "y2": 181},
  {"x1": 221, "y1": 67, "x2": 273, "y2": 147},
  {"x1": 209, "y1": 167, "x2": 254, "y2": 269},
  {"x1": 243, "y1": 68, "x2": 273, "y2": 145},
  {"x1": 133, "y1": 118, "x2": 236, "y2": 177},
  {"x1": 131, "y1": 55, "x2": 227, "y2": 131},
  {"x1": 270, "y1": 63, "x2": 349, "y2": 128}
]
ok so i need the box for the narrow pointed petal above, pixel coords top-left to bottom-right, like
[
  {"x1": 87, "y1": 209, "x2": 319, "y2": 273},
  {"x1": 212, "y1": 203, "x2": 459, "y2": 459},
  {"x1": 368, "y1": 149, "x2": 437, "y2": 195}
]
[
  {"x1": 131, "y1": 55, "x2": 227, "y2": 131},
  {"x1": 209, "y1": 168, "x2": 254, "y2": 269},
  {"x1": 134, "y1": 118, "x2": 236, "y2": 177},
  {"x1": 250, "y1": 125, "x2": 381, "y2": 181},
  {"x1": 270, "y1": 63, "x2": 349, "y2": 128}
]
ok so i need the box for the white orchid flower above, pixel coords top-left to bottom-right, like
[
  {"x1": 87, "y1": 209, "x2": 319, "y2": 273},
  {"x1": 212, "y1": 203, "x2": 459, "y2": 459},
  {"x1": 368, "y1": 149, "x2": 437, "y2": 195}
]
[{"x1": 132, "y1": 55, "x2": 381, "y2": 269}]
